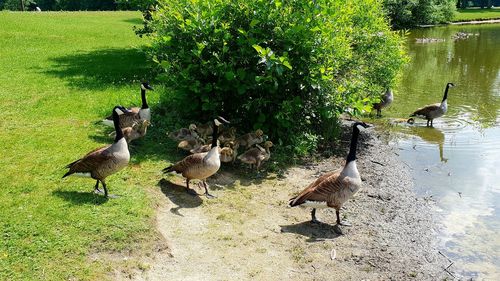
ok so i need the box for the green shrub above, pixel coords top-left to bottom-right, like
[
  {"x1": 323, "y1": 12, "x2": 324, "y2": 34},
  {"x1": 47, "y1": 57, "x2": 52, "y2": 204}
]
[
  {"x1": 147, "y1": 0, "x2": 406, "y2": 154},
  {"x1": 383, "y1": 0, "x2": 456, "y2": 29}
]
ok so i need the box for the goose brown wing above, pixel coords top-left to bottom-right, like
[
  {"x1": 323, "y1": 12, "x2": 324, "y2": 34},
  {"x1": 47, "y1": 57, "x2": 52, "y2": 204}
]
[
  {"x1": 411, "y1": 103, "x2": 440, "y2": 117},
  {"x1": 64, "y1": 146, "x2": 112, "y2": 176},
  {"x1": 168, "y1": 152, "x2": 207, "y2": 173},
  {"x1": 289, "y1": 170, "x2": 341, "y2": 206},
  {"x1": 118, "y1": 111, "x2": 141, "y2": 128}
]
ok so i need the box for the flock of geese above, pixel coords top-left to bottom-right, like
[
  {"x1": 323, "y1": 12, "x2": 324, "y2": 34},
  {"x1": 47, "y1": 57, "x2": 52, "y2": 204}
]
[{"x1": 62, "y1": 81, "x2": 454, "y2": 231}]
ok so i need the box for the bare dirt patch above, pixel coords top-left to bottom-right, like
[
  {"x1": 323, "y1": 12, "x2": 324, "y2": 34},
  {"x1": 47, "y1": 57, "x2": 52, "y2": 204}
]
[{"x1": 131, "y1": 123, "x2": 451, "y2": 280}]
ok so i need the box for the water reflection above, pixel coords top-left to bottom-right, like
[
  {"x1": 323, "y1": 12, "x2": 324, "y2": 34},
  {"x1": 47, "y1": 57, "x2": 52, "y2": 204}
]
[
  {"x1": 388, "y1": 24, "x2": 500, "y2": 127},
  {"x1": 408, "y1": 126, "x2": 447, "y2": 162},
  {"x1": 383, "y1": 24, "x2": 500, "y2": 279}
]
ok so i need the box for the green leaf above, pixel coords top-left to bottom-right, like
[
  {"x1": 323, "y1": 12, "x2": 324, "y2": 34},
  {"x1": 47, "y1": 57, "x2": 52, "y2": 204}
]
[
  {"x1": 282, "y1": 60, "x2": 292, "y2": 70},
  {"x1": 252, "y1": 44, "x2": 263, "y2": 54},
  {"x1": 250, "y1": 19, "x2": 260, "y2": 28},
  {"x1": 225, "y1": 71, "x2": 236, "y2": 80}
]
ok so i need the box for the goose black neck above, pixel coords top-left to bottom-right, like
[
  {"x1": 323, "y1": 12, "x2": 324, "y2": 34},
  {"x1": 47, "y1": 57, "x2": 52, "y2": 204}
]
[
  {"x1": 346, "y1": 126, "x2": 361, "y2": 163},
  {"x1": 113, "y1": 112, "x2": 124, "y2": 142},
  {"x1": 211, "y1": 121, "x2": 219, "y2": 148},
  {"x1": 442, "y1": 84, "x2": 450, "y2": 103},
  {"x1": 141, "y1": 89, "x2": 149, "y2": 109}
]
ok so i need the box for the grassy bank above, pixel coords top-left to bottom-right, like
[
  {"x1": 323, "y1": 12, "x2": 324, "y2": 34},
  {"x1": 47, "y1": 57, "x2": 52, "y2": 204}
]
[
  {"x1": 453, "y1": 8, "x2": 500, "y2": 22},
  {"x1": 0, "y1": 11, "x2": 172, "y2": 280}
]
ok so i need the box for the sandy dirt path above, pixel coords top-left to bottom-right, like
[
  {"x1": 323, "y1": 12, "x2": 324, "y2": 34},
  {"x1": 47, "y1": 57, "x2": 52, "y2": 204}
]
[{"x1": 130, "y1": 124, "x2": 451, "y2": 280}]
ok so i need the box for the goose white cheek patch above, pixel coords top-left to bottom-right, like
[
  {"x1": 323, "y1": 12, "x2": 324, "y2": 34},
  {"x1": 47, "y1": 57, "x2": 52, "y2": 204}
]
[{"x1": 214, "y1": 119, "x2": 222, "y2": 126}]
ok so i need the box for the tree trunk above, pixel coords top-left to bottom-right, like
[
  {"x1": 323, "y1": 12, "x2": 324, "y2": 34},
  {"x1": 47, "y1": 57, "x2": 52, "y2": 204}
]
[{"x1": 20, "y1": 0, "x2": 25, "y2": 11}]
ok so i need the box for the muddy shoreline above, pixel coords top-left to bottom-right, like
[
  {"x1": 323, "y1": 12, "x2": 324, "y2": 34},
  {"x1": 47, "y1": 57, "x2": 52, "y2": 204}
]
[{"x1": 129, "y1": 121, "x2": 451, "y2": 280}]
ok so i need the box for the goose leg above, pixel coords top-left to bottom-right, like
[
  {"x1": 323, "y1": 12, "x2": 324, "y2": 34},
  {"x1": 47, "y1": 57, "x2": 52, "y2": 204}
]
[
  {"x1": 186, "y1": 179, "x2": 198, "y2": 196},
  {"x1": 336, "y1": 209, "x2": 351, "y2": 226},
  {"x1": 93, "y1": 180, "x2": 101, "y2": 193},
  {"x1": 430, "y1": 119, "x2": 434, "y2": 127},
  {"x1": 426, "y1": 119, "x2": 430, "y2": 127},
  {"x1": 202, "y1": 181, "x2": 215, "y2": 199},
  {"x1": 101, "y1": 180, "x2": 108, "y2": 198},
  {"x1": 332, "y1": 209, "x2": 345, "y2": 234},
  {"x1": 377, "y1": 109, "x2": 381, "y2": 117},
  {"x1": 311, "y1": 208, "x2": 320, "y2": 223}
]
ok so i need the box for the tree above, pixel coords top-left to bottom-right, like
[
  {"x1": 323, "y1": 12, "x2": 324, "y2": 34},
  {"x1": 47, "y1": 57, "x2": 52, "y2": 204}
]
[{"x1": 383, "y1": 0, "x2": 456, "y2": 29}]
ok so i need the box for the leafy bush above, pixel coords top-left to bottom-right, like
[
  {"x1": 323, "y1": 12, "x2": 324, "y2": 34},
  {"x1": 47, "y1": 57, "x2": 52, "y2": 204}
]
[
  {"x1": 147, "y1": 0, "x2": 406, "y2": 154},
  {"x1": 383, "y1": 0, "x2": 456, "y2": 29}
]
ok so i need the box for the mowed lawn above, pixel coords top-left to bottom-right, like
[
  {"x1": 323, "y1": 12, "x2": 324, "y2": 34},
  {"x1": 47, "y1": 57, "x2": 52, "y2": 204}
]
[
  {"x1": 453, "y1": 8, "x2": 500, "y2": 21},
  {"x1": 0, "y1": 12, "x2": 171, "y2": 280}
]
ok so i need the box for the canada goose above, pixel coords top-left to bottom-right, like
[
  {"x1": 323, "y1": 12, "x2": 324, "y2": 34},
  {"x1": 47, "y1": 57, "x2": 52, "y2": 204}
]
[
  {"x1": 63, "y1": 106, "x2": 131, "y2": 198},
  {"x1": 373, "y1": 88, "x2": 393, "y2": 117},
  {"x1": 102, "y1": 82, "x2": 154, "y2": 128},
  {"x1": 410, "y1": 82, "x2": 454, "y2": 127},
  {"x1": 123, "y1": 119, "x2": 151, "y2": 143},
  {"x1": 109, "y1": 119, "x2": 151, "y2": 143},
  {"x1": 195, "y1": 122, "x2": 214, "y2": 140},
  {"x1": 163, "y1": 116, "x2": 230, "y2": 198},
  {"x1": 220, "y1": 141, "x2": 236, "y2": 163},
  {"x1": 235, "y1": 129, "x2": 264, "y2": 149},
  {"x1": 168, "y1": 124, "x2": 198, "y2": 141},
  {"x1": 178, "y1": 136, "x2": 205, "y2": 152},
  {"x1": 218, "y1": 127, "x2": 236, "y2": 145},
  {"x1": 189, "y1": 138, "x2": 222, "y2": 154},
  {"x1": 237, "y1": 141, "x2": 273, "y2": 170},
  {"x1": 289, "y1": 122, "x2": 369, "y2": 233}
]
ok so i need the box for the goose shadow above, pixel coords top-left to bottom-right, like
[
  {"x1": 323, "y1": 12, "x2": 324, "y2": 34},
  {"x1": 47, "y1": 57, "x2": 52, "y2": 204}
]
[
  {"x1": 52, "y1": 190, "x2": 109, "y2": 205},
  {"x1": 158, "y1": 178, "x2": 203, "y2": 216},
  {"x1": 280, "y1": 221, "x2": 342, "y2": 242}
]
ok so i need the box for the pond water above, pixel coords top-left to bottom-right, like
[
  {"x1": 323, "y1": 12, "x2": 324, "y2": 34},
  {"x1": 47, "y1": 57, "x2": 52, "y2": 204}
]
[{"x1": 382, "y1": 24, "x2": 500, "y2": 279}]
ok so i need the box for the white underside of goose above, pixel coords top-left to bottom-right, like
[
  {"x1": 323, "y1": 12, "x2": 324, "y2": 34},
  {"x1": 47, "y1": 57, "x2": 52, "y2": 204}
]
[
  {"x1": 139, "y1": 108, "x2": 151, "y2": 121},
  {"x1": 102, "y1": 119, "x2": 114, "y2": 127},
  {"x1": 73, "y1": 172, "x2": 92, "y2": 178},
  {"x1": 301, "y1": 201, "x2": 329, "y2": 209}
]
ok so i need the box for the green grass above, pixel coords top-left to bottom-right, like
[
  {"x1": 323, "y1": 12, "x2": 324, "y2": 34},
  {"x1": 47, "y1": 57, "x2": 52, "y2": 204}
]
[
  {"x1": 0, "y1": 11, "x2": 177, "y2": 280},
  {"x1": 453, "y1": 7, "x2": 500, "y2": 22}
]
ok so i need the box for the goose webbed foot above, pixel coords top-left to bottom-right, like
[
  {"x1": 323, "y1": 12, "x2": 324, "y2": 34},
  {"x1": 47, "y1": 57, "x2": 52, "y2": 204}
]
[
  {"x1": 204, "y1": 192, "x2": 216, "y2": 199},
  {"x1": 93, "y1": 180, "x2": 102, "y2": 193},
  {"x1": 201, "y1": 181, "x2": 216, "y2": 199},
  {"x1": 310, "y1": 208, "x2": 320, "y2": 224},
  {"x1": 93, "y1": 188, "x2": 104, "y2": 195},
  {"x1": 333, "y1": 224, "x2": 343, "y2": 235},
  {"x1": 338, "y1": 220, "x2": 352, "y2": 226}
]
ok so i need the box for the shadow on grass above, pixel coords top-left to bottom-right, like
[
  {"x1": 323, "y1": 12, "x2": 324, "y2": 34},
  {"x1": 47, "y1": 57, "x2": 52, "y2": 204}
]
[
  {"x1": 44, "y1": 48, "x2": 154, "y2": 90},
  {"x1": 123, "y1": 18, "x2": 144, "y2": 25},
  {"x1": 158, "y1": 178, "x2": 203, "y2": 215},
  {"x1": 52, "y1": 190, "x2": 109, "y2": 205},
  {"x1": 280, "y1": 221, "x2": 341, "y2": 242}
]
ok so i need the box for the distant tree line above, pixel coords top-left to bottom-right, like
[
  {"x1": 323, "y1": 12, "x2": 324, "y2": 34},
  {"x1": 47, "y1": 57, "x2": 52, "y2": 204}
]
[
  {"x1": 0, "y1": 0, "x2": 154, "y2": 11},
  {"x1": 383, "y1": 0, "x2": 457, "y2": 29},
  {"x1": 457, "y1": 0, "x2": 499, "y2": 8}
]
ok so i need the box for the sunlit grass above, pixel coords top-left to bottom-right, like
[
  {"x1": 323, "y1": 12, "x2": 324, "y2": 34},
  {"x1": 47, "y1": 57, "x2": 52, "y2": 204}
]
[
  {"x1": 0, "y1": 11, "x2": 174, "y2": 280},
  {"x1": 453, "y1": 8, "x2": 500, "y2": 22}
]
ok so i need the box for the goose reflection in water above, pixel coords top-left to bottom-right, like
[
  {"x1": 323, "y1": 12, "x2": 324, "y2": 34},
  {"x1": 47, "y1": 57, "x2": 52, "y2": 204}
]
[{"x1": 409, "y1": 126, "x2": 448, "y2": 163}]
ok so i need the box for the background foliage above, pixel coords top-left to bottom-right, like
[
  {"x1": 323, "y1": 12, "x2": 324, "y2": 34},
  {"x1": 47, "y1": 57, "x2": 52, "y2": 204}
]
[
  {"x1": 383, "y1": 0, "x2": 456, "y2": 29},
  {"x1": 146, "y1": 0, "x2": 406, "y2": 154},
  {"x1": 0, "y1": 0, "x2": 154, "y2": 10}
]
